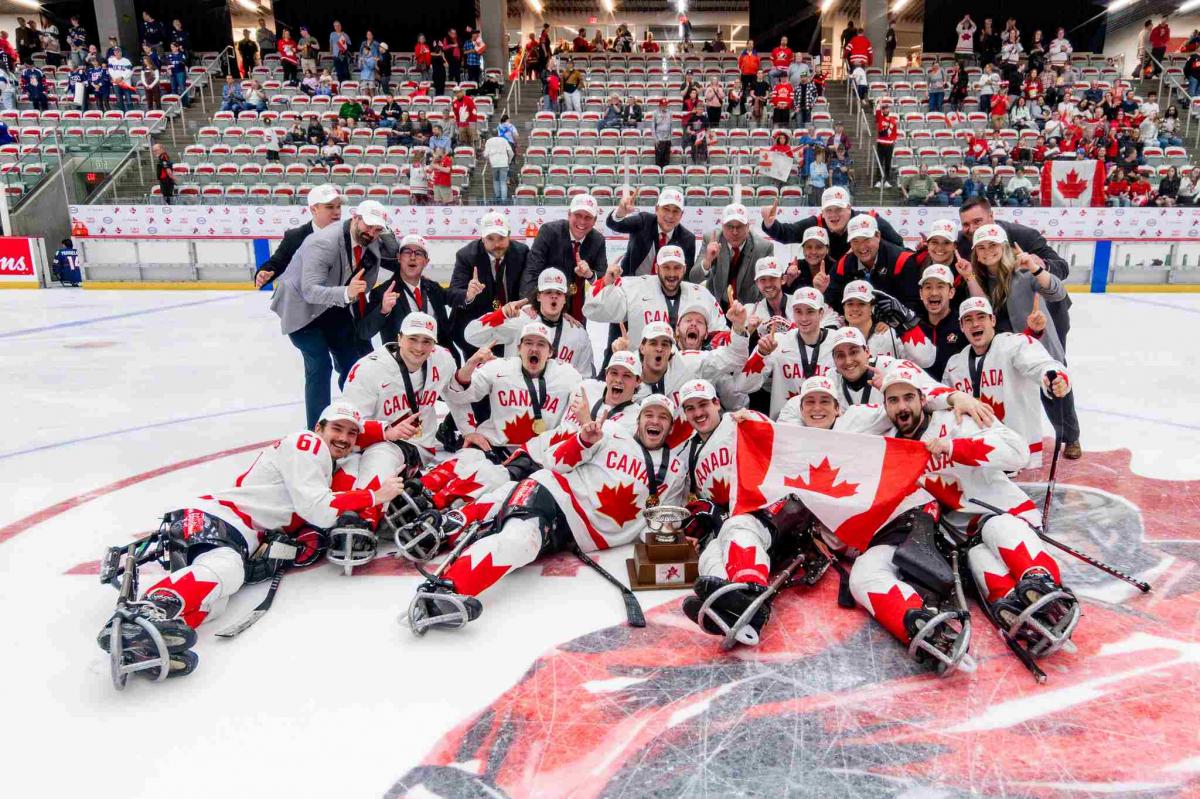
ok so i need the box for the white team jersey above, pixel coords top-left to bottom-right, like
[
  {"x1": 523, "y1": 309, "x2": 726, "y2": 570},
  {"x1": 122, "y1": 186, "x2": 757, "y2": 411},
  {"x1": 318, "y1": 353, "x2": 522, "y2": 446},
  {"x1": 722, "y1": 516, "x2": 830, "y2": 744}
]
[
  {"x1": 532, "y1": 429, "x2": 683, "y2": 550},
  {"x1": 190, "y1": 431, "x2": 375, "y2": 538},
  {"x1": 867, "y1": 324, "x2": 936, "y2": 369},
  {"x1": 735, "y1": 328, "x2": 838, "y2": 418},
  {"x1": 523, "y1": 378, "x2": 639, "y2": 464},
  {"x1": 340, "y1": 344, "x2": 458, "y2": 463},
  {"x1": 831, "y1": 355, "x2": 951, "y2": 408},
  {"x1": 663, "y1": 411, "x2": 770, "y2": 508},
  {"x1": 943, "y1": 332, "x2": 1065, "y2": 469},
  {"x1": 748, "y1": 299, "x2": 840, "y2": 336},
  {"x1": 582, "y1": 274, "x2": 728, "y2": 347},
  {"x1": 635, "y1": 333, "x2": 750, "y2": 447},
  {"x1": 886, "y1": 410, "x2": 1040, "y2": 533},
  {"x1": 448, "y1": 356, "x2": 584, "y2": 448},
  {"x1": 463, "y1": 306, "x2": 595, "y2": 377},
  {"x1": 776, "y1": 400, "x2": 892, "y2": 433}
]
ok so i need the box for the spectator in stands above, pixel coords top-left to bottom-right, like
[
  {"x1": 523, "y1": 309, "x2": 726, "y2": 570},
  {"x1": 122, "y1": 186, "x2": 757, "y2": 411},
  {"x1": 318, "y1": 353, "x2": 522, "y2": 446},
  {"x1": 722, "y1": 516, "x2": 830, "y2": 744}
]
[
  {"x1": 20, "y1": 62, "x2": 48, "y2": 112},
  {"x1": 443, "y1": 28, "x2": 463, "y2": 82},
  {"x1": 685, "y1": 115, "x2": 709, "y2": 164},
  {"x1": 256, "y1": 185, "x2": 343, "y2": 288},
  {"x1": 426, "y1": 40, "x2": 447, "y2": 96},
  {"x1": 427, "y1": 123, "x2": 451, "y2": 152},
  {"x1": 13, "y1": 17, "x2": 34, "y2": 64},
  {"x1": 243, "y1": 80, "x2": 266, "y2": 114},
  {"x1": 844, "y1": 28, "x2": 873, "y2": 71},
  {"x1": 483, "y1": 129, "x2": 513, "y2": 203},
  {"x1": 452, "y1": 88, "x2": 479, "y2": 152},
  {"x1": 874, "y1": 105, "x2": 898, "y2": 188},
  {"x1": 927, "y1": 63, "x2": 946, "y2": 112},
  {"x1": 704, "y1": 76, "x2": 725, "y2": 128},
  {"x1": 430, "y1": 147, "x2": 454, "y2": 204},
  {"x1": 329, "y1": 21, "x2": 351, "y2": 82},
  {"x1": 86, "y1": 55, "x2": 111, "y2": 111},
  {"x1": 67, "y1": 16, "x2": 87, "y2": 67},
  {"x1": 885, "y1": 18, "x2": 897, "y2": 66},
  {"x1": 769, "y1": 79, "x2": 793, "y2": 127},
  {"x1": 153, "y1": 144, "x2": 175, "y2": 205},
  {"x1": 739, "y1": 41, "x2": 760, "y2": 96},
  {"x1": 541, "y1": 65, "x2": 560, "y2": 112},
  {"x1": 1149, "y1": 18, "x2": 1170, "y2": 77},
  {"x1": 461, "y1": 30, "x2": 482, "y2": 83},
  {"x1": 295, "y1": 26, "x2": 318, "y2": 77},
  {"x1": 807, "y1": 148, "x2": 829, "y2": 205},
  {"x1": 237, "y1": 30, "x2": 258, "y2": 79},
  {"x1": 572, "y1": 28, "x2": 589, "y2": 53},
  {"x1": 380, "y1": 42, "x2": 397, "y2": 96},
  {"x1": 562, "y1": 62, "x2": 585, "y2": 113},
  {"x1": 1156, "y1": 166, "x2": 1182, "y2": 206},
  {"x1": 726, "y1": 81, "x2": 745, "y2": 126},
  {"x1": 255, "y1": 17, "x2": 276, "y2": 56},
  {"x1": 0, "y1": 68, "x2": 16, "y2": 111},
  {"x1": 652, "y1": 99, "x2": 673, "y2": 167},
  {"x1": 850, "y1": 62, "x2": 868, "y2": 101},
  {"x1": 358, "y1": 45, "x2": 378, "y2": 95},
  {"x1": 0, "y1": 120, "x2": 15, "y2": 144},
  {"x1": 788, "y1": 52, "x2": 812, "y2": 86},
  {"x1": 598, "y1": 95, "x2": 625, "y2": 131},
  {"x1": 106, "y1": 47, "x2": 134, "y2": 111},
  {"x1": 1046, "y1": 27, "x2": 1072, "y2": 74},
  {"x1": 955, "y1": 14, "x2": 976, "y2": 64},
  {"x1": 614, "y1": 24, "x2": 633, "y2": 53},
  {"x1": 593, "y1": 29, "x2": 608, "y2": 52},
  {"x1": 497, "y1": 113, "x2": 518, "y2": 147},
  {"x1": 830, "y1": 145, "x2": 852, "y2": 188},
  {"x1": 407, "y1": 150, "x2": 429, "y2": 204},
  {"x1": 275, "y1": 28, "x2": 299, "y2": 86},
  {"x1": 1184, "y1": 50, "x2": 1200, "y2": 97},
  {"x1": 139, "y1": 57, "x2": 161, "y2": 110},
  {"x1": 165, "y1": 42, "x2": 188, "y2": 104},
  {"x1": 641, "y1": 31, "x2": 660, "y2": 54},
  {"x1": 449, "y1": 212, "x2": 531, "y2": 354},
  {"x1": 977, "y1": 63, "x2": 999, "y2": 113},
  {"x1": 1160, "y1": 107, "x2": 1183, "y2": 146},
  {"x1": 901, "y1": 164, "x2": 939, "y2": 206},
  {"x1": 935, "y1": 170, "x2": 965, "y2": 206},
  {"x1": 1005, "y1": 171, "x2": 1034, "y2": 206},
  {"x1": 103, "y1": 35, "x2": 118, "y2": 60},
  {"x1": 948, "y1": 64, "x2": 969, "y2": 111},
  {"x1": 978, "y1": 17, "x2": 1001, "y2": 67},
  {"x1": 624, "y1": 97, "x2": 645, "y2": 128},
  {"x1": 794, "y1": 74, "x2": 818, "y2": 126},
  {"x1": 769, "y1": 36, "x2": 793, "y2": 84},
  {"x1": 1129, "y1": 172, "x2": 1154, "y2": 206},
  {"x1": 999, "y1": 29, "x2": 1023, "y2": 93},
  {"x1": 41, "y1": 18, "x2": 62, "y2": 67},
  {"x1": 1177, "y1": 166, "x2": 1200, "y2": 205}
]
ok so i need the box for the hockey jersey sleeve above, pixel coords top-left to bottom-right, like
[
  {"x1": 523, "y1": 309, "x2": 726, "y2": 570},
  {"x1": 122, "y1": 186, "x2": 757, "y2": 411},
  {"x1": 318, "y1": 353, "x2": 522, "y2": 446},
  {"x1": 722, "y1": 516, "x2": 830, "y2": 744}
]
[
  {"x1": 581, "y1": 276, "x2": 628, "y2": 323},
  {"x1": 946, "y1": 416, "x2": 1030, "y2": 473},
  {"x1": 340, "y1": 356, "x2": 386, "y2": 443},
  {"x1": 571, "y1": 322, "x2": 596, "y2": 377},
  {"x1": 695, "y1": 330, "x2": 750, "y2": 379},
  {"x1": 543, "y1": 429, "x2": 605, "y2": 473},
  {"x1": 463, "y1": 307, "x2": 522, "y2": 349},
  {"x1": 1007, "y1": 333, "x2": 1065, "y2": 394},
  {"x1": 731, "y1": 346, "x2": 771, "y2": 395},
  {"x1": 896, "y1": 325, "x2": 936, "y2": 369},
  {"x1": 776, "y1": 396, "x2": 802, "y2": 425},
  {"x1": 275, "y1": 434, "x2": 376, "y2": 528},
  {"x1": 447, "y1": 358, "x2": 500, "y2": 404}
]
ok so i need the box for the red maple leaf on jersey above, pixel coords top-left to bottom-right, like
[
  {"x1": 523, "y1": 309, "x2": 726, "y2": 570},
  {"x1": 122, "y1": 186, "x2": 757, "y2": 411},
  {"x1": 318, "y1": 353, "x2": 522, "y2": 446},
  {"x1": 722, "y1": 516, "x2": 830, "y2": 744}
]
[
  {"x1": 725, "y1": 540, "x2": 768, "y2": 585},
  {"x1": 708, "y1": 477, "x2": 731, "y2": 506},
  {"x1": 595, "y1": 481, "x2": 640, "y2": 528},
  {"x1": 741, "y1": 351, "x2": 766, "y2": 376},
  {"x1": 982, "y1": 569, "x2": 1017, "y2": 602},
  {"x1": 551, "y1": 434, "x2": 587, "y2": 467},
  {"x1": 998, "y1": 541, "x2": 1062, "y2": 583},
  {"x1": 146, "y1": 570, "x2": 220, "y2": 628},
  {"x1": 950, "y1": 437, "x2": 995, "y2": 467},
  {"x1": 503, "y1": 412, "x2": 538, "y2": 445},
  {"x1": 1056, "y1": 168, "x2": 1089, "y2": 199},
  {"x1": 783, "y1": 458, "x2": 859, "y2": 498},
  {"x1": 921, "y1": 475, "x2": 965, "y2": 511},
  {"x1": 444, "y1": 552, "x2": 511, "y2": 596},
  {"x1": 981, "y1": 393, "x2": 1006, "y2": 421},
  {"x1": 865, "y1": 584, "x2": 925, "y2": 643},
  {"x1": 547, "y1": 429, "x2": 575, "y2": 448},
  {"x1": 480, "y1": 309, "x2": 507, "y2": 328}
]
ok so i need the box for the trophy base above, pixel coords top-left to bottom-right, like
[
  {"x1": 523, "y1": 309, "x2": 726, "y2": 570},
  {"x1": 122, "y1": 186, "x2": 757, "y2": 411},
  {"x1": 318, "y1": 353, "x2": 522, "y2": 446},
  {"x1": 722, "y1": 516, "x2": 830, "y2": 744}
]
[{"x1": 626, "y1": 541, "x2": 699, "y2": 591}]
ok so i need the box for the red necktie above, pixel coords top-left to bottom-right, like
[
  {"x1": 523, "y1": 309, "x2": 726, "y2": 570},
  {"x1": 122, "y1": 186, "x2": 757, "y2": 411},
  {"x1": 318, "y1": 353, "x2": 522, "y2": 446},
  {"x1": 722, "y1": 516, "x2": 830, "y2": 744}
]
[
  {"x1": 570, "y1": 240, "x2": 584, "y2": 320},
  {"x1": 658, "y1": 231, "x2": 668, "y2": 249},
  {"x1": 413, "y1": 283, "x2": 423, "y2": 310},
  {"x1": 352, "y1": 245, "x2": 365, "y2": 315}
]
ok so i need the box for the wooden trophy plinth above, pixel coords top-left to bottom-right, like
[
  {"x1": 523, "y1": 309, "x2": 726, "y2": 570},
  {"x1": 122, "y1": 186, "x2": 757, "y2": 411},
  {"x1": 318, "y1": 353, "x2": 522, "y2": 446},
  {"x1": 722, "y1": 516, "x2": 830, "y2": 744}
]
[{"x1": 626, "y1": 514, "x2": 699, "y2": 591}]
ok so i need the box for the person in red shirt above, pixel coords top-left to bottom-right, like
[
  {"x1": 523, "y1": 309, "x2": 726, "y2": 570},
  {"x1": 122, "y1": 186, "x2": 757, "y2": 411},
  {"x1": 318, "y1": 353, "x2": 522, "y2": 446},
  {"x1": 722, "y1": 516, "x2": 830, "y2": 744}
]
[
  {"x1": 1149, "y1": 18, "x2": 1171, "y2": 76},
  {"x1": 572, "y1": 28, "x2": 590, "y2": 53},
  {"x1": 770, "y1": 80, "x2": 794, "y2": 126},
  {"x1": 523, "y1": 33, "x2": 539, "y2": 79},
  {"x1": 738, "y1": 41, "x2": 760, "y2": 96},
  {"x1": 1129, "y1": 174, "x2": 1154, "y2": 206},
  {"x1": 641, "y1": 31, "x2": 660, "y2": 53},
  {"x1": 988, "y1": 91, "x2": 1008, "y2": 123},
  {"x1": 1105, "y1": 167, "x2": 1131, "y2": 206},
  {"x1": 278, "y1": 28, "x2": 300, "y2": 85},
  {"x1": 844, "y1": 31, "x2": 874, "y2": 70},
  {"x1": 874, "y1": 106, "x2": 898, "y2": 187},
  {"x1": 544, "y1": 70, "x2": 560, "y2": 112},
  {"x1": 431, "y1": 148, "x2": 454, "y2": 205},
  {"x1": 769, "y1": 36, "x2": 793, "y2": 83}
]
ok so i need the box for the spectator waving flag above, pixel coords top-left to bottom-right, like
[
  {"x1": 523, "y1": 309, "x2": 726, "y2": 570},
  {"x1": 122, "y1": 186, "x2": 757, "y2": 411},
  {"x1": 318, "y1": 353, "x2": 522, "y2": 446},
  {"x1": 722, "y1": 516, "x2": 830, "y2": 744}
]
[
  {"x1": 1040, "y1": 159, "x2": 1106, "y2": 207},
  {"x1": 730, "y1": 418, "x2": 931, "y2": 551}
]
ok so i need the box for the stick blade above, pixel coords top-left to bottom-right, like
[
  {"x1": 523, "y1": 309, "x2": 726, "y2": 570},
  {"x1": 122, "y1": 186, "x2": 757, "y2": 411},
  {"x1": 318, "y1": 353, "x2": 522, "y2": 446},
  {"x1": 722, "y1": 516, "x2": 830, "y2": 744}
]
[
  {"x1": 624, "y1": 592, "x2": 646, "y2": 628},
  {"x1": 215, "y1": 610, "x2": 266, "y2": 639}
]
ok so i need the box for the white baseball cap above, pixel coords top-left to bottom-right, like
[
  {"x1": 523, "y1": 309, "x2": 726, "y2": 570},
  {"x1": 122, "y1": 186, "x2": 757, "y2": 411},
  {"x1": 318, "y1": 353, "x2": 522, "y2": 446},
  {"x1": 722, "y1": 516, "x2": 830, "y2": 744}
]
[
  {"x1": 306, "y1": 184, "x2": 341, "y2": 206},
  {"x1": 399, "y1": 233, "x2": 429, "y2": 255},
  {"x1": 678, "y1": 379, "x2": 717, "y2": 404},
  {"x1": 679, "y1": 301, "x2": 712, "y2": 322},
  {"x1": 607, "y1": 350, "x2": 642, "y2": 375},
  {"x1": 480, "y1": 212, "x2": 509, "y2": 238},
  {"x1": 657, "y1": 187, "x2": 685, "y2": 209},
  {"x1": 801, "y1": 226, "x2": 830, "y2": 246},
  {"x1": 972, "y1": 223, "x2": 1008, "y2": 248},
  {"x1": 754, "y1": 256, "x2": 783, "y2": 280},
  {"x1": 400, "y1": 311, "x2": 438, "y2": 340},
  {"x1": 537, "y1": 269, "x2": 569, "y2": 293},
  {"x1": 920, "y1": 264, "x2": 955, "y2": 285},
  {"x1": 829, "y1": 326, "x2": 867, "y2": 351},
  {"x1": 721, "y1": 203, "x2": 749, "y2": 225},
  {"x1": 820, "y1": 186, "x2": 851, "y2": 210},
  {"x1": 318, "y1": 401, "x2": 364, "y2": 432},
  {"x1": 926, "y1": 218, "x2": 958, "y2": 243},
  {"x1": 842, "y1": 280, "x2": 874, "y2": 305},
  {"x1": 569, "y1": 193, "x2": 599, "y2": 217},
  {"x1": 799, "y1": 374, "x2": 837, "y2": 401},
  {"x1": 355, "y1": 199, "x2": 390, "y2": 229},
  {"x1": 639, "y1": 393, "x2": 678, "y2": 418},
  {"x1": 846, "y1": 214, "x2": 878, "y2": 241},
  {"x1": 520, "y1": 321, "x2": 554, "y2": 345},
  {"x1": 788, "y1": 286, "x2": 824, "y2": 311},
  {"x1": 641, "y1": 321, "x2": 675, "y2": 341},
  {"x1": 958, "y1": 296, "x2": 995, "y2": 319},
  {"x1": 656, "y1": 244, "x2": 686, "y2": 266},
  {"x1": 880, "y1": 366, "x2": 926, "y2": 395}
]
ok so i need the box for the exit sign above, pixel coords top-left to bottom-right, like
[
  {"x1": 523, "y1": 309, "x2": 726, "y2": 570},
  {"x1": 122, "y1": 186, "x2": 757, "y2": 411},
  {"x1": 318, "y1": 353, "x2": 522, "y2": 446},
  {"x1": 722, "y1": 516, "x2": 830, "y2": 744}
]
[{"x1": 588, "y1": 16, "x2": 597, "y2": 24}]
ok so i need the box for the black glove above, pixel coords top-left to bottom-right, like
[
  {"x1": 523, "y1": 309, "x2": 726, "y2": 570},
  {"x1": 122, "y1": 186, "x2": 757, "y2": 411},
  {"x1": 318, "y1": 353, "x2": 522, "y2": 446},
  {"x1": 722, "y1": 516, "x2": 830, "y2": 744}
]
[
  {"x1": 872, "y1": 289, "x2": 919, "y2": 332},
  {"x1": 684, "y1": 499, "x2": 724, "y2": 550}
]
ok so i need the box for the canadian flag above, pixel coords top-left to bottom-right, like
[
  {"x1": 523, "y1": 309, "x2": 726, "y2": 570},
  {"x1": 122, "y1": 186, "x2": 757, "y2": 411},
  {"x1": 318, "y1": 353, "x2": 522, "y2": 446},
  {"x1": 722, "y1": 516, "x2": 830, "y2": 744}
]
[
  {"x1": 730, "y1": 419, "x2": 931, "y2": 551},
  {"x1": 1041, "y1": 159, "x2": 1106, "y2": 207}
]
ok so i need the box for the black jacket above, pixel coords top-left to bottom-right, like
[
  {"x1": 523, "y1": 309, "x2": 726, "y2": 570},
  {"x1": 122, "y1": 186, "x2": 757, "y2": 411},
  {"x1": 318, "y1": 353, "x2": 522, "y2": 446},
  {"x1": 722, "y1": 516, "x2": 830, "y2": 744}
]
[
  {"x1": 916, "y1": 312, "x2": 968, "y2": 382},
  {"x1": 258, "y1": 222, "x2": 314, "y2": 282},
  {"x1": 955, "y1": 219, "x2": 1073, "y2": 344},
  {"x1": 447, "y1": 239, "x2": 530, "y2": 354},
  {"x1": 831, "y1": 240, "x2": 922, "y2": 314},
  {"x1": 762, "y1": 209, "x2": 903, "y2": 261},
  {"x1": 355, "y1": 272, "x2": 459, "y2": 362},
  {"x1": 605, "y1": 210, "x2": 695, "y2": 276},
  {"x1": 521, "y1": 219, "x2": 608, "y2": 297}
]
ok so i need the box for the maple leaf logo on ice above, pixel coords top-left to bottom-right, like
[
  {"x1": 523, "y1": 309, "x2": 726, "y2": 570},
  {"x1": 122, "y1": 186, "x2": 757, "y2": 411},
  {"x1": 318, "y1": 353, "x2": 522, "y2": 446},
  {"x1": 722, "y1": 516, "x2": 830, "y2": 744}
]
[
  {"x1": 981, "y1": 394, "x2": 1006, "y2": 421},
  {"x1": 1056, "y1": 168, "x2": 1089, "y2": 200},
  {"x1": 921, "y1": 474, "x2": 964, "y2": 510},
  {"x1": 783, "y1": 458, "x2": 859, "y2": 498},
  {"x1": 502, "y1": 413, "x2": 538, "y2": 444},
  {"x1": 595, "y1": 482, "x2": 641, "y2": 528}
]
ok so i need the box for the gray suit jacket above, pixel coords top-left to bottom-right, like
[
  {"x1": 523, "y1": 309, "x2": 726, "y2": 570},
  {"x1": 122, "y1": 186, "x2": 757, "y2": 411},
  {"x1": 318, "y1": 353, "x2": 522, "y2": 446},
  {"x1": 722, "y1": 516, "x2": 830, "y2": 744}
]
[
  {"x1": 980, "y1": 269, "x2": 1068, "y2": 362},
  {"x1": 687, "y1": 229, "x2": 773, "y2": 304},
  {"x1": 271, "y1": 219, "x2": 383, "y2": 335}
]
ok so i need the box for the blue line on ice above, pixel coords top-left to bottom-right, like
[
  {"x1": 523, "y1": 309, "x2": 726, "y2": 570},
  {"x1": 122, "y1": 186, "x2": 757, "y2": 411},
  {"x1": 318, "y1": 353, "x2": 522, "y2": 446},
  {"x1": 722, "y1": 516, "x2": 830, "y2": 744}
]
[
  {"x1": 0, "y1": 295, "x2": 245, "y2": 338},
  {"x1": 1106, "y1": 295, "x2": 1200, "y2": 315}
]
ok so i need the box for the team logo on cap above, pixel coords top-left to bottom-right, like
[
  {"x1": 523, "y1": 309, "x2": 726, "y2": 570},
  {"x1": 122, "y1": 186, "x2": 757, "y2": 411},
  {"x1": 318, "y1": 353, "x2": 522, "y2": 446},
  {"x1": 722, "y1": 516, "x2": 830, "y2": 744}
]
[
  {"x1": 847, "y1": 214, "x2": 878, "y2": 240},
  {"x1": 722, "y1": 203, "x2": 749, "y2": 225},
  {"x1": 790, "y1": 286, "x2": 824, "y2": 309},
  {"x1": 678, "y1": 379, "x2": 717, "y2": 403},
  {"x1": 400, "y1": 233, "x2": 429, "y2": 252},
  {"x1": 521, "y1": 321, "x2": 554, "y2": 343},
  {"x1": 926, "y1": 218, "x2": 958, "y2": 241},
  {"x1": 607, "y1": 351, "x2": 641, "y2": 373},
  {"x1": 972, "y1": 223, "x2": 1008, "y2": 247},
  {"x1": 958, "y1": 296, "x2": 995, "y2": 319},
  {"x1": 537, "y1": 270, "x2": 568, "y2": 292},
  {"x1": 842, "y1": 280, "x2": 874, "y2": 304},
  {"x1": 829, "y1": 327, "x2": 867, "y2": 349},
  {"x1": 657, "y1": 188, "x2": 685, "y2": 208},
  {"x1": 820, "y1": 186, "x2": 850, "y2": 209},
  {"x1": 799, "y1": 375, "x2": 837, "y2": 400},
  {"x1": 881, "y1": 366, "x2": 924, "y2": 394},
  {"x1": 656, "y1": 245, "x2": 686, "y2": 265},
  {"x1": 641, "y1": 321, "x2": 675, "y2": 341},
  {"x1": 639, "y1": 393, "x2": 678, "y2": 417},
  {"x1": 570, "y1": 193, "x2": 599, "y2": 216},
  {"x1": 754, "y1": 256, "x2": 783, "y2": 279},
  {"x1": 319, "y1": 401, "x2": 364, "y2": 430},
  {"x1": 920, "y1": 264, "x2": 955, "y2": 285},
  {"x1": 401, "y1": 312, "x2": 438, "y2": 338},
  {"x1": 802, "y1": 226, "x2": 830, "y2": 245}
]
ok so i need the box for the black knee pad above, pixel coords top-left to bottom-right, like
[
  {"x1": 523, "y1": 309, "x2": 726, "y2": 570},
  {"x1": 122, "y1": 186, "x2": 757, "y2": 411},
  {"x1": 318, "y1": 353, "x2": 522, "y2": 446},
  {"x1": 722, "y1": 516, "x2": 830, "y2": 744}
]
[
  {"x1": 891, "y1": 511, "x2": 955, "y2": 597},
  {"x1": 159, "y1": 509, "x2": 251, "y2": 572},
  {"x1": 494, "y1": 479, "x2": 572, "y2": 556}
]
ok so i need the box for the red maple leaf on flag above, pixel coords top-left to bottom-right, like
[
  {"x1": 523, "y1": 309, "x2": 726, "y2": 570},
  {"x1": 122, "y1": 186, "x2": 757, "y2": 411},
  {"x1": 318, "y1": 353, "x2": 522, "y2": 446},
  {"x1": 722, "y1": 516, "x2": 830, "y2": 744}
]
[
  {"x1": 921, "y1": 474, "x2": 964, "y2": 510},
  {"x1": 481, "y1": 309, "x2": 507, "y2": 328},
  {"x1": 741, "y1": 351, "x2": 766, "y2": 376},
  {"x1": 1056, "y1": 168, "x2": 1089, "y2": 199},
  {"x1": 551, "y1": 434, "x2": 587, "y2": 467},
  {"x1": 595, "y1": 481, "x2": 641, "y2": 528},
  {"x1": 709, "y1": 477, "x2": 731, "y2": 506},
  {"x1": 981, "y1": 394, "x2": 1006, "y2": 421},
  {"x1": 783, "y1": 458, "x2": 859, "y2": 498},
  {"x1": 950, "y1": 437, "x2": 995, "y2": 467},
  {"x1": 503, "y1": 413, "x2": 538, "y2": 444}
]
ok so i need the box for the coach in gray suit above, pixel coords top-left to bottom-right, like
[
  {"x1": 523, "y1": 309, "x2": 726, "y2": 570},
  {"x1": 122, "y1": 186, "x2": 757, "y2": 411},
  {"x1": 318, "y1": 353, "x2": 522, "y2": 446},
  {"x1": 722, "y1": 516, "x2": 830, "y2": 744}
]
[
  {"x1": 271, "y1": 200, "x2": 390, "y2": 428},
  {"x1": 688, "y1": 202, "x2": 775, "y2": 307}
]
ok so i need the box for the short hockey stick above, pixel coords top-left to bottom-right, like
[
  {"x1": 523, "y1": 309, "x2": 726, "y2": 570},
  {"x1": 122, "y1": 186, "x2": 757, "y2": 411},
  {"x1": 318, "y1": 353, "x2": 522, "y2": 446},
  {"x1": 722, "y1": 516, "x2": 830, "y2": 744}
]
[
  {"x1": 572, "y1": 546, "x2": 646, "y2": 628},
  {"x1": 215, "y1": 567, "x2": 286, "y2": 639}
]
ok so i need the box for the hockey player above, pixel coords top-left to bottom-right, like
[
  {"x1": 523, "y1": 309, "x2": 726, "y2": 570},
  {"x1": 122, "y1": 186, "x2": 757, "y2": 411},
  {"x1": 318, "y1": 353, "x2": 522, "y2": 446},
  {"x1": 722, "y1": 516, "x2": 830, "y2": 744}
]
[
  {"x1": 944, "y1": 296, "x2": 1069, "y2": 469},
  {"x1": 839, "y1": 279, "x2": 935, "y2": 367},
  {"x1": 584, "y1": 244, "x2": 727, "y2": 349},
  {"x1": 760, "y1": 186, "x2": 904, "y2": 261},
  {"x1": 849, "y1": 367, "x2": 1079, "y2": 670},
  {"x1": 95, "y1": 402, "x2": 409, "y2": 679},
  {"x1": 408, "y1": 395, "x2": 682, "y2": 630},
  {"x1": 746, "y1": 255, "x2": 791, "y2": 327},
  {"x1": 463, "y1": 268, "x2": 595, "y2": 377}
]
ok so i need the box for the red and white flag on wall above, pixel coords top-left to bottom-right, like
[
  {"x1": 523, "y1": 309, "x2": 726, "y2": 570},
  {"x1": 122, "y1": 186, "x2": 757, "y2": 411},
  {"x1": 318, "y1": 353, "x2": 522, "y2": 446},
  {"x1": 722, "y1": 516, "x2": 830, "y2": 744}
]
[
  {"x1": 1040, "y1": 159, "x2": 1106, "y2": 207},
  {"x1": 730, "y1": 419, "x2": 931, "y2": 551}
]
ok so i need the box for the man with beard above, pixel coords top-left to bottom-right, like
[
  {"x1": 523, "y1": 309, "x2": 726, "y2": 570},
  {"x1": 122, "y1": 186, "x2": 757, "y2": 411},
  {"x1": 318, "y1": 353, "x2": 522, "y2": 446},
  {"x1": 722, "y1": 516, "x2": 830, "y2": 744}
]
[
  {"x1": 690, "y1": 203, "x2": 774, "y2": 305},
  {"x1": 584, "y1": 245, "x2": 727, "y2": 347},
  {"x1": 760, "y1": 187, "x2": 902, "y2": 261},
  {"x1": 407, "y1": 395, "x2": 681, "y2": 632},
  {"x1": 607, "y1": 187, "x2": 696, "y2": 277},
  {"x1": 745, "y1": 256, "x2": 792, "y2": 327},
  {"x1": 849, "y1": 367, "x2": 1080, "y2": 672},
  {"x1": 830, "y1": 214, "x2": 922, "y2": 315},
  {"x1": 944, "y1": 297, "x2": 1069, "y2": 470},
  {"x1": 255, "y1": 184, "x2": 343, "y2": 287},
  {"x1": 522, "y1": 193, "x2": 608, "y2": 321},
  {"x1": 464, "y1": 269, "x2": 594, "y2": 376},
  {"x1": 448, "y1": 212, "x2": 530, "y2": 356}
]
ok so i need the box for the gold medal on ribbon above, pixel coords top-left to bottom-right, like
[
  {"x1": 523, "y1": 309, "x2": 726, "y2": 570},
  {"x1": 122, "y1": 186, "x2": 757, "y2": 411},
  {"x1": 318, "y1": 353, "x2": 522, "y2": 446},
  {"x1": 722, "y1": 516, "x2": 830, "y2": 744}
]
[
  {"x1": 414, "y1": 424, "x2": 422, "y2": 437},
  {"x1": 687, "y1": 493, "x2": 698, "y2": 504},
  {"x1": 493, "y1": 299, "x2": 501, "y2": 309},
  {"x1": 533, "y1": 418, "x2": 547, "y2": 435},
  {"x1": 646, "y1": 493, "x2": 660, "y2": 508},
  {"x1": 569, "y1": 282, "x2": 578, "y2": 295}
]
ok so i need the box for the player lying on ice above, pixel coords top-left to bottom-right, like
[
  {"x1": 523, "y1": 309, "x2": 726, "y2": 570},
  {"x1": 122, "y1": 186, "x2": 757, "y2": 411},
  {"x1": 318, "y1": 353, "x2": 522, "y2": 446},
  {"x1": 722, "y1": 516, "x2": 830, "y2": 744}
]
[
  {"x1": 95, "y1": 402, "x2": 410, "y2": 680},
  {"x1": 404, "y1": 394, "x2": 683, "y2": 633}
]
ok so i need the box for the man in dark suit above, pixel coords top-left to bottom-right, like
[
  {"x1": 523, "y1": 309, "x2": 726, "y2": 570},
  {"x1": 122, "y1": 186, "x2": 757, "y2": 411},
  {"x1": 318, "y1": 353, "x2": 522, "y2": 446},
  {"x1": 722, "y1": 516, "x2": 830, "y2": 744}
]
[
  {"x1": 447, "y1": 212, "x2": 530, "y2": 356},
  {"x1": 521, "y1": 193, "x2": 608, "y2": 321},
  {"x1": 688, "y1": 202, "x2": 774, "y2": 306},
  {"x1": 355, "y1": 232, "x2": 458, "y2": 359},
  {"x1": 760, "y1": 186, "x2": 903, "y2": 261},
  {"x1": 956, "y1": 196, "x2": 1080, "y2": 458},
  {"x1": 254, "y1": 185, "x2": 343, "y2": 287},
  {"x1": 604, "y1": 187, "x2": 695, "y2": 276}
]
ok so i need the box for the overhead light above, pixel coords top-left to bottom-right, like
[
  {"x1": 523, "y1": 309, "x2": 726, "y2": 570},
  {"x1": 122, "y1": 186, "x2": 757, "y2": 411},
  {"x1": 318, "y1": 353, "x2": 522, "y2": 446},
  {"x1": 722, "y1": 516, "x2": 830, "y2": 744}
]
[
  {"x1": 893, "y1": 0, "x2": 910, "y2": 11},
  {"x1": 234, "y1": 0, "x2": 261, "y2": 11},
  {"x1": 601, "y1": 0, "x2": 615, "y2": 13},
  {"x1": 1106, "y1": 0, "x2": 1138, "y2": 12},
  {"x1": 676, "y1": 1, "x2": 687, "y2": 14},
  {"x1": 820, "y1": 0, "x2": 836, "y2": 13},
  {"x1": 527, "y1": 0, "x2": 542, "y2": 12},
  {"x1": 730, "y1": 25, "x2": 743, "y2": 39},
  {"x1": 11, "y1": 0, "x2": 43, "y2": 10},
  {"x1": 1179, "y1": 0, "x2": 1200, "y2": 11}
]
